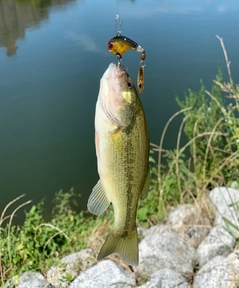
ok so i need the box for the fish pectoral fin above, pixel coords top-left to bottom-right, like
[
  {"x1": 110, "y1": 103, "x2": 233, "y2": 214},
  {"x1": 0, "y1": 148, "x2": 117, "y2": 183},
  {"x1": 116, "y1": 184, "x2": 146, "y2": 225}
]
[
  {"x1": 140, "y1": 167, "x2": 150, "y2": 200},
  {"x1": 97, "y1": 228, "x2": 138, "y2": 266},
  {"x1": 87, "y1": 180, "x2": 110, "y2": 216}
]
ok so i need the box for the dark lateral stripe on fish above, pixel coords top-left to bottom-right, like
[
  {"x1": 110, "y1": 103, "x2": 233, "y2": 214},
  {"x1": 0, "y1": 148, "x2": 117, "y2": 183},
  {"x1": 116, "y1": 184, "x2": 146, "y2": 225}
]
[
  {"x1": 122, "y1": 126, "x2": 141, "y2": 234},
  {"x1": 123, "y1": 134, "x2": 135, "y2": 234},
  {"x1": 111, "y1": 35, "x2": 139, "y2": 50}
]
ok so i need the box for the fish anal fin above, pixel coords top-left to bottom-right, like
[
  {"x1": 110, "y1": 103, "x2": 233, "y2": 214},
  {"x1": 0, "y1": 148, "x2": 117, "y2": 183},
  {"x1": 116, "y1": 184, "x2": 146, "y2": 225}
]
[
  {"x1": 140, "y1": 167, "x2": 150, "y2": 200},
  {"x1": 97, "y1": 228, "x2": 138, "y2": 266},
  {"x1": 87, "y1": 180, "x2": 110, "y2": 216}
]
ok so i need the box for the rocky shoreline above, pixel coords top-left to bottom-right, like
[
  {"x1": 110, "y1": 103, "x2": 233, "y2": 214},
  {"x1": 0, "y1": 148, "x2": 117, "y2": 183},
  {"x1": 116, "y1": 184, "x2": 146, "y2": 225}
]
[{"x1": 6, "y1": 186, "x2": 239, "y2": 287}]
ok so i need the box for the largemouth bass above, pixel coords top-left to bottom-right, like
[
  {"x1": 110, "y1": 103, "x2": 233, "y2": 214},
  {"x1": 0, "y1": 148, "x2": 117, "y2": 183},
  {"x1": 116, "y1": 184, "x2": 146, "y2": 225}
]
[{"x1": 87, "y1": 63, "x2": 150, "y2": 266}]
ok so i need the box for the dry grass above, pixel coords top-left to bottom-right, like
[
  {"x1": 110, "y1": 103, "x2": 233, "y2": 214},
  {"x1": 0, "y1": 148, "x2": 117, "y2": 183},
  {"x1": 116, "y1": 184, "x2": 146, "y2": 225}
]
[
  {"x1": 0, "y1": 195, "x2": 32, "y2": 287},
  {"x1": 149, "y1": 35, "x2": 239, "y2": 224}
]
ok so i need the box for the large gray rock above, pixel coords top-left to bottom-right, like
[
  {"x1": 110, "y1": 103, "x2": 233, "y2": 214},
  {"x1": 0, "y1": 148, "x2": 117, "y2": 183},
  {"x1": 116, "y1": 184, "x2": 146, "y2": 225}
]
[
  {"x1": 69, "y1": 260, "x2": 136, "y2": 288},
  {"x1": 167, "y1": 204, "x2": 201, "y2": 232},
  {"x1": 139, "y1": 268, "x2": 191, "y2": 288},
  {"x1": 47, "y1": 249, "x2": 96, "y2": 287},
  {"x1": 5, "y1": 272, "x2": 53, "y2": 288},
  {"x1": 194, "y1": 250, "x2": 239, "y2": 287},
  {"x1": 142, "y1": 225, "x2": 171, "y2": 238},
  {"x1": 135, "y1": 230, "x2": 196, "y2": 276},
  {"x1": 166, "y1": 204, "x2": 211, "y2": 248},
  {"x1": 187, "y1": 225, "x2": 211, "y2": 247},
  {"x1": 197, "y1": 225, "x2": 236, "y2": 267},
  {"x1": 209, "y1": 187, "x2": 239, "y2": 237}
]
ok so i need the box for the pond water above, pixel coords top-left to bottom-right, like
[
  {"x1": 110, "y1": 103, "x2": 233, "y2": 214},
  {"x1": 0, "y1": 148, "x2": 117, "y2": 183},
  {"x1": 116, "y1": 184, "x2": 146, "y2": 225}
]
[{"x1": 0, "y1": 0, "x2": 239, "y2": 219}]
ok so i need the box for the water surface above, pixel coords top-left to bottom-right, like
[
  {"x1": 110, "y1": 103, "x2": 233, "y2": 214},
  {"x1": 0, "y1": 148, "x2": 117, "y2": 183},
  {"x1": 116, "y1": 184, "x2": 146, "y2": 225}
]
[{"x1": 0, "y1": 0, "x2": 239, "y2": 218}]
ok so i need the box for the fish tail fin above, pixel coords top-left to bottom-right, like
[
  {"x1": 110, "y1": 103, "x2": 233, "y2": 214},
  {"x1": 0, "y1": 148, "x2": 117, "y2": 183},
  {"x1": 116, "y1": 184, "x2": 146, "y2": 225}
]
[{"x1": 97, "y1": 228, "x2": 138, "y2": 266}]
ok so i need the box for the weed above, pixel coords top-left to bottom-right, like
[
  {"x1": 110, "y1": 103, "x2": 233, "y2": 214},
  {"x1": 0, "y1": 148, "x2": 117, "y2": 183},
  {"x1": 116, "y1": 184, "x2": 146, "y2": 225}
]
[
  {"x1": 62, "y1": 272, "x2": 74, "y2": 282},
  {"x1": 0, "y1": 189, "x2": 95, "y2": 285}
]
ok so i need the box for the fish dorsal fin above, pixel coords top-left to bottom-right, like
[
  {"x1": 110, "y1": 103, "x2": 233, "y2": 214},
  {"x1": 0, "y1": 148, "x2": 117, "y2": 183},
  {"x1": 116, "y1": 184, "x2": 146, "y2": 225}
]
[
  {"x1": 87, "y1": 180, "x2": 110, "y2": 216},
  {"x1": 140, "y1": 167, "x2": 150, "y2": 200}
]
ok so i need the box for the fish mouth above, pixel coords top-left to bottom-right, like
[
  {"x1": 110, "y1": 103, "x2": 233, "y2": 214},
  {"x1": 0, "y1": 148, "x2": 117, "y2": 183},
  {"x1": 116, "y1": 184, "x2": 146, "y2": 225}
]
[
  {"x1": 100, "y1": 63, "x2": 129, "y2": 93},
  {"x1": 108, "y1": 63, "x2": 126, "y2": 77}
]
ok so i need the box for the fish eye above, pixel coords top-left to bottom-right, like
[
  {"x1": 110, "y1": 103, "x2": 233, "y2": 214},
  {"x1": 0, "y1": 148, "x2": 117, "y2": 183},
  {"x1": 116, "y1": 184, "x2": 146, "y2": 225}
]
[
  {"x1": 107, "y1": 41, "x2": 113, "y2": 50},
  {"x1": 127, "y1": 81, "x2": 133, "y2": 88}
]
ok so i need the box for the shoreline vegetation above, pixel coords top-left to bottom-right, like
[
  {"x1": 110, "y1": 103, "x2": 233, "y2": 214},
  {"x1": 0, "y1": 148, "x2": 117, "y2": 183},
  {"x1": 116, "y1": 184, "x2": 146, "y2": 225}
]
[{"x1": 1, "y1": 36, "x2": 239, "y2": 286}]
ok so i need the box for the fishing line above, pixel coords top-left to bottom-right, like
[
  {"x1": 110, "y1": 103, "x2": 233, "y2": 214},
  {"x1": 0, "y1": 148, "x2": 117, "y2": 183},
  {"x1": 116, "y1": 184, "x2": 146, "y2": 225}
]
[
  {"x1": 116, "y1": 0, "x2": 119, "y2": 16},
  {"x1": 108, "y1": 0, "x2": 147, "y2": 93},
  {"x1": 115, "y1": 0, "x2": 122, "y2": 36}
]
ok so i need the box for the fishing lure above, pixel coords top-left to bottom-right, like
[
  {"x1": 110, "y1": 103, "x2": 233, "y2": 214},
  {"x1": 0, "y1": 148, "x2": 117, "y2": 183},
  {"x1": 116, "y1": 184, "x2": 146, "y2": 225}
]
[
  {"x1": 137, "y1": 51, "x2": 146, "y2": 93},
  {"x1": 107, "y1": 35, "x2": 147, "y2": 93},
  {"x1": 107, "y1": 35, "x2": 144, "y2": 58},
  {"x1": 107, "y1": 13, "x2": 147, "y2": 93}
]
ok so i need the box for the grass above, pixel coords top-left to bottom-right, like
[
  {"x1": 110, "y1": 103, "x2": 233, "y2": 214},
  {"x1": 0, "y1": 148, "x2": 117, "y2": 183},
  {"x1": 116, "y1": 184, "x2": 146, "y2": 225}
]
[
  {"x1": 0, "y1": 189, "x2": 99, "y2": 285},
  {"x1": 140, "y1": 35, "x2": 239, "y2": 222},
  {"x1": 1, "y1": 35, "x2": 239, "y2": 285}
]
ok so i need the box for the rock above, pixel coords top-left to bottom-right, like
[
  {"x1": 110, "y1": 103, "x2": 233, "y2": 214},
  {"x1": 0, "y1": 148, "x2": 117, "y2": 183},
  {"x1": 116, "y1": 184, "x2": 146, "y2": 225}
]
[
  {"x1": 137, "y1": 226, "x2": 146, "y2": 238},
  {"x1": 167, "y1": 204, "x2": 210, "y2": 234},
  {"x1": 209, "y1": 187, "x2": 239, "y2": 237},
  {"x1": 187, "y1": 225, "x2": 211, "y2": 247},
  {"x1": 135, "y1": 230, "x2": 196, "y2": 276},
  {"x1": 142, "y1": 225, "x2": 171, "y2": 238},
  {"x1": 167, "y1": 204, "x2": 199, "y2": 228},
  {"x1": 194, "y1": 250, "x2": 239, "y2": 287},
  {"x1": 197, "y1": 225, "x2": 236, "y2": 267},
  {"x1": 47, "y1": 249, "x2": 96, "y2": 287},
  {"x1": 139, "y1": 268, "x2": 191, "y2": 288},
  {"x1": 61, "y1": 248, "x2": 96, "y2": 270},
  {"x1": 69, "y1": 260, "x2": 136, "y2": 288},
  {"x1": 5, "y1": 272, "x2": 54, "y2": 288},
  {"x1": 230, "y1": 181, "x2": 239, "y2": 189},
  {"x1": 193, "y1": 255, "x2": 225, "y2": 287}
]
